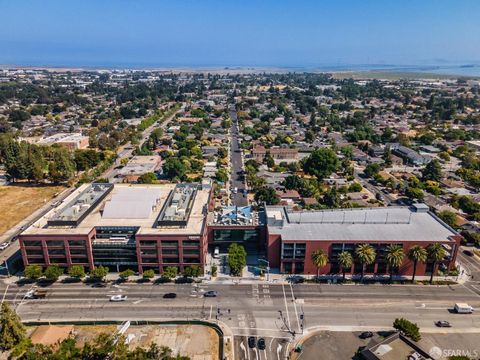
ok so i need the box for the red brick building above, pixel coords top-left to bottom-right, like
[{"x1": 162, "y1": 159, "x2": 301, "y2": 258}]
[
  {"x1": 19, "y1": 183, "x2": 213, "y2": 274},
  {"x1": 265, "y1": 204, "x2": 461, "y2": 276}
]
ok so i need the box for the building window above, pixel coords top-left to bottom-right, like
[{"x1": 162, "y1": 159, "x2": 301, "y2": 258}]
[
  {"x1": 48, "y1": 249, "x2": 66, "y2": 256},
  {"x1": 71, "y1": 258, "x2": 87, "y2": 264},
  {"x1": 163, "y1": 258, "x2": 179, "y2": 264},
  {"x1": 161, "y1": 241, "x2": 178, "y2": 248},
  {"x1": 183, "y1": 240, "x2": 199, "y2": 247},
  {"x1": 376, "y1": 262, "x2": 387, "y2": 274},
  {"x1": 25, "y1": 248, "x2": 44, "y2": 256},
  {"x1": 69, "y1": 248, "x2": 86, "y2": 255},
  {"x1": 142, "y1": 258, "x2": 158, "y2": 264},
  {"x1": 184, "y1": 257, "x2": 199, "y2": 264},
  {"x1": 28, "y1": 258, "x2": 45, "y2": 264},
  {"x1": 23, "y1": 240, "x2": 42, "y2": 247},
  {"x1": 47, "y1": 240, "x2": 64, "y2": 247},
  {"x1": 140, "y1": 240, "x2": 157, "y2": 246},
  {"x1": 283, "y1": 262, "x2": 293, "y2": 274},
  {"x1": 294, "y1": 262, "x2": 304, "y2": 274},
  {"x1": 68, "y1": 240, "x2": 85, "y2": 247},
  {"x1": 140, "y1": 249, "x2": 157, "y2": 255},
  {"x1": 162, "y1": 249, "x2": 179, "y2": 255},
  {"x1": 183, "y1": 248, "x2": 199, "y2": 255},
  {"x1": 282, "y1": 243, "x2": 305, "y2": 259}
]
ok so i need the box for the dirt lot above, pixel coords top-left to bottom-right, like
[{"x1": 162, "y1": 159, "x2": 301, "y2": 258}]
[
  {"x1": 74, "y1": 324, "x2": 219, "y2": 360},
  {"x1": 0, "y1": 184, "x2": 64, "y2": 235}
]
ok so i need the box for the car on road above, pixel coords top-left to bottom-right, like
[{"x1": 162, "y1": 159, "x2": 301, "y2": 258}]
[
  {"x1": 204, "y1": 290, "x2": 218, "y2": 297},
  {"x1": 359, "y1": 331, "x2": 374, "y2": 339},
  {"x1": 0, "y1": 242, "x2": 10, "y2": 250},
  {"x1": 435, "y1": 320, "x2": 452, "y2": 327},
  {"x1": 213, "y1": 247, "x2": 220, "y2": 258},
  {"x1": 110, "y1": 295, "x2": 127, "y2": 302},
  {"x1": 463, "y1": 250, "x2": 474, "y2": 257},
  {"x1": 163, "y1": 293, "x2": 177, "y2": 299},
  {"x1": 257, "y1": 338, "x2": 266, "y2": 350},
  {"x1": 454, "y1": 303, "x2": 474, "y2": 314},
  {"x1": 25, "y1": 289, "x2": 48, "y2": 299},
  {"x1": 248, "y1": 336, "x2": 256, "y2": 348}
]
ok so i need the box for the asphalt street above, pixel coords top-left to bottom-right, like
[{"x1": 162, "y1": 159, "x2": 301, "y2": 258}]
[
  {"x1": 2, "y1": 280, "x2": 479, "y2": 338},
  {"x1": 229, "y1": 106, "x2": 248, "y2": 207}
]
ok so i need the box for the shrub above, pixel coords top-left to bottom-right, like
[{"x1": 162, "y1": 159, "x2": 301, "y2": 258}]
[
  {"x1": 89, "y1": 265, "x2": 109, "y2": 281},
  {"x1": 24, "y1": 265, "x2": 43, "y2": 280},
  {"x1": 68, "y1": 265, "x2": 85, "y2": 279},
  {"x1": 119, "y1": 269, "x2": 135, "y2": 280},
  {"x1": 393, "y1": 318, "x2": 421, "y2": 341},
  {"x1": 211, "y1": 265, "x2": 218, "y2": 277},
  {"x1": 142, "y1": 269, "x2": 155, "y2": 280},
  {"x1": 44, "y1": 265, "x2": 64, "y2": 282}
]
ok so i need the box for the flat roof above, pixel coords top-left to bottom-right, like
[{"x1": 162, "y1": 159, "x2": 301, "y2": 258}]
[
  {"x1": 266, "y1": 206, "x2": 458, "y2": 242},
  {"x1": 23, "y1": 183, "x2": 211, "y2": 236}
]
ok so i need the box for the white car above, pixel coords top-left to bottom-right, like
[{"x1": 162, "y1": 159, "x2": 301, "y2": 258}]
[
  {"x1": 110, "y1": 294, "x2": 127, "y2": 302},
  {"x1": 0, "y1": 242, "x2": 10, "y2": 250}
]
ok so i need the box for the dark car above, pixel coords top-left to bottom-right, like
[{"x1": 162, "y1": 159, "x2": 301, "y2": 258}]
[
  {"x1": 359, "y1": 331, "x2": 374, "y2": 339},
  {"x1": 463, "y1": 250, "x2": 474, "y2": 257},
  {"x1": 257, "y1": 338, "x2": 266, "y2": 350},
  {"x1": 163, "y1": 293, "x2": 177, "y2": 299},
  {"x1": 204, "y1": 290, "x2": 218, "y2": 297},
  {"x1": 248, "y1": 336, "x2": 256, "y2": 348},
  {"x1": 91, "y1": 282, "x2": 107, "y2": 288},
  {"x1": 435, "y1": 320, "x2": 451, "y2": 328}
]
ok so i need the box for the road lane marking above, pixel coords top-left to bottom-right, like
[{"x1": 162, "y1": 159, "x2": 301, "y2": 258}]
[
  {"x1": 289, "y1": 283, "x2": 300, "y2": 333},
  {"x1": 1, "y1": 285, "x2": 9, "y2": 304},
  {"x1": 240, "y1": 340, "x2": 249, "y2": 360},
  {"x1": 277, "y1": 343, "x2": 282, "y2": 360},
  {"x1": 281, "y1": 284, "x2": 291, "y2": 330},
  {"x1": 209, "y1": 305, "x2": 212, "y2": 320}
]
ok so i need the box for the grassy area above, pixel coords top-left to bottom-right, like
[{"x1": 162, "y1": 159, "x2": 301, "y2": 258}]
[{"x1": 0, "y1": 184, "x2": 65, "y2": 235}]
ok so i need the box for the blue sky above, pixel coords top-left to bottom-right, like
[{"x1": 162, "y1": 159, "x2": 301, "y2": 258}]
[{"x1": 1, "y1": 0, "x2": 479, "y2": 67}]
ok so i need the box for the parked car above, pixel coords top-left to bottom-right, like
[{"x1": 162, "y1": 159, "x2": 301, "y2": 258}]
[
  {"x1": 248, "y1": 336, "x2": 256, "y2": 348},
  {"x1": 110, "y1": 295, "x2": 127, "y2": 302},
  {"x1": 204, "y1": 291, "x2": 218, "y2": 298},
  {"x1": 359, "y1": 331, "x2": 374, "y2": 339},
  {"x1": 257, "y1": 338, "x2": 266, "y2": 350},
  {"x1": 213, "y1": 247, "x2": 220, "y2": 258},
  {"x1": 25, "y1": 289, "x2": 47, "y2": 299},
  {"x1": 0, "y1": 242, "x2": 9, "y2": 250},
  {"x1": 163, "y1": 293, "x2": 177, "y2": 299},
  {"x1": 435, "y1": 320, "x2": 452, "y2": 327},
  {"x1": 91, "y1": 282, "x2": 107, "y2": 288}
]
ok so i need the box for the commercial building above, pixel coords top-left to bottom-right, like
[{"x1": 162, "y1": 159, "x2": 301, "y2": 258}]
[
  {"x1": 19, "y1": 182, "x2": 213, "y2": 273},
  {"x1": 37, "y1": 133, "x2": 90, "y2": 150},
  {"x1": 265, "y1": 204, "x2": 461, "y2": 276}
]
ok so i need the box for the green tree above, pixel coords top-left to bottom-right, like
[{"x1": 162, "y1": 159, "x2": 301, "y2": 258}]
[
  {"x1": 47, "y1": 146, "x2": 75, "y2": 183},
  {"x1": 323, "y1": 186, "x2": 340, "y2": 208},
  {"x1": 137, "y1": 172, "x2": 157, "y2": 184},
  {"x1": 311, "y1": 249, "x2": 328, "y2": 277},
  {"x1": 405, "y1": 187, "x2": 424, "y2": 201},
  {"x1": 119, "y1": 269, "x2": 135, "y2": 281},
  {"x1": 162, "y1": 266, "x2": 178, "y2": 280},
  {"x1": 254, "y1": 186, "x2": 279, "y2": 205},
  {"x1": 422, "y1": 159, "x2": 442, "y2": 182},
  {"x1": 162, "y1": 157, "x2": 187, "y2": 181},
  {"x1": 355, "y1": 244, "x2": 376, "y2": 281},
  {"x1": 215, "y1": 168, "x2": 228, "y2": 183},
  {"x1": 183, "y1": 265, "x2": 202, "y2": 278},
  {"x1": 89, "y1": 265, "x2": 109, "y2": 281},
  {"x1": 438, "y1": 210, "x2": 457, "y2": 228},
  {"x1": 303, "y1": 148, "x2": 340, "y2": 180},
  {"x1": 338, "y1": 251, "x2": 353, "y2": 281},
  {"x1": 393, "y1": 318, "x2": 421, "y2": 341},
  {"x1": 427, "y1": 243, "x2": 446, "y2": 284},
  {"x1": 67, "y1": 265, "x2": 85, "y2": 280},
  {"x1": 142, "y1": 269, "x2": 155, "y2": 280},
  {"x1": 228, "y1": 243, "x2": 247, "y2": 276},
  {"x1": 44, "y1": 265, "x2": 64, "y2": 282},
  {"x1": 0, "y1": 303, "x2": 26, "y2": 350},
  {"x1": 264, "y1": 151, "x2": 275, "y2": 168},
  {"x1": 364, "y1": 163, "x2": 381, "y2": 178},
  {"x1": 408, "y1": 246, "x2": 427, "y2": 283},
  {"x1": 24, "y1": 265, "x2": 43, "y2": 280},
  {"x1": 385, "y1": 244, "x2": 404, "y2": 282}
]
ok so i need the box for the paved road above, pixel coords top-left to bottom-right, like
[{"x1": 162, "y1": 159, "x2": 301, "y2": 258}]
[
  {"x1": 2, "y1": 281, "x2": 479, "y2": 337},
  {"x1": 229, "y1": 105, "x2": 248, "y2": 207},
  {"x1": 234, "y1": 335, "x2": 288, "y2": 360},
  {"x1": 353, "y1": 168, "x2": 395, "y2": 205}
]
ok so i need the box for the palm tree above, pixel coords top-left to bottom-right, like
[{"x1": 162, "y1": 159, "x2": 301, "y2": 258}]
[
  {"x1": 311, "y1": 249, "x2": 328, "y2": 278},
  {"x1": 355, "y1": 244, "x2": 376, "y2": 282},
  {"x1": 337, "y1": 251, "x2": 353, "y2": 281},
  {"x1": 427, "y1": 243, "x2": 446, "y2": 284},
  {"x1": 385, "y1": 244, "x2": 405, "y2": 282},
  {"x1": 408, "y1": 245, "x2": 427, "y2": 283}
]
